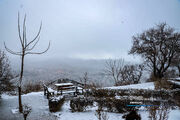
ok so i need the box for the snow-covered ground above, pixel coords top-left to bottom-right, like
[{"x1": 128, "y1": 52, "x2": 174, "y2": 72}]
[
  {"x1": 168, "y1": 80, "x2": 180, "y2": 86},
  {"x1": 0, "y1": 91, "x2": 180, "y2": 120},
  {"x1": 105, "y1": 82, "x2": 155, "y2": 90}
]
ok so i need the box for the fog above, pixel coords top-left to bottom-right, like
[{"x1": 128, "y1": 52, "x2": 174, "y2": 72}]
[
  {"x1": 0, "y1": 0, "x2": 180, "y2": 85},
  {"x1": 1, "y1": 0, "x2": 180, "y2": 61}
]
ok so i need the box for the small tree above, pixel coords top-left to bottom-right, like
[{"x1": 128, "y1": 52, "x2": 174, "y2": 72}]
[
  {"x1": 22, "y1": 104, "x2": 32, "y2": 120},
  {"x1": 104, "y1": 59, "x2": 124, "y2": 85},
  {"x1": 80, "y1": 72, "x2": 89, "y2": 89},
  {"x1": 0, "y1": 50, "x2": 14, "y2": 94},
  {"x1": 120, "y1": 64, "x2": 144, "y2": 85},
  {"x1": 4, "y1": 13, "x2": 50, "y2": 112},
  {"x1": 129, "y1": 23, "x2": 180, "y2": 79}
]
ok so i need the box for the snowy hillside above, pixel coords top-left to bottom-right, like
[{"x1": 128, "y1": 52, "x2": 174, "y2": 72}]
[{"x1": 105, "y1": 82, "x2": 155, "y2": 90}]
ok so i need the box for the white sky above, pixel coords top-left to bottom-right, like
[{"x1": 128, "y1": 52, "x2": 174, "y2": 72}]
[{"x1": 0, "y1": 0, "x2": 180, "y2": 61}]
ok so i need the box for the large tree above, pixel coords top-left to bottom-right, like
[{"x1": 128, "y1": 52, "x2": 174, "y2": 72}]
[
  {"x1": 129, "y1": 23, "x2": 180, "y2": 79},
  {"x1": 4, "y1": 13, "x2": 50, "y2": 112}
]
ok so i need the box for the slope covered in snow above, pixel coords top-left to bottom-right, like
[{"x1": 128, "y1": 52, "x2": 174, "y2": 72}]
[
  {"x1": 105, "y1": 82, "x2": 155, "y2": 90},
  {"x1": 1, "y1": 90, "x2": 180, "y2": 120}
]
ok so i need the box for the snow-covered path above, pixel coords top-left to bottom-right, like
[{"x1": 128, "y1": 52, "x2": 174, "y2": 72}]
[{"x1": 0, "y1": 92, "x2": 57, "y2": 120}]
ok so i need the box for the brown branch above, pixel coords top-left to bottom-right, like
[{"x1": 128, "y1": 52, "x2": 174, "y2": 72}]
[
  {"x1": 26, "y1": 37, "x2": 40, "y2": 51},
  {"x1": 18, "y1": 12, "x2": 23, "y2": 47},
  {"x1": 25, "y1": 22, "x2": 42, "y2": 48},
  {"x1": 23, "y1": 14, "x2": 27, "y2": 46},
  {"x1": 25, "y1": 41, "x2": 50, "y2": 55},
  {"x1": 4, "y1": 42, "x2": 22, "y2": 56}
]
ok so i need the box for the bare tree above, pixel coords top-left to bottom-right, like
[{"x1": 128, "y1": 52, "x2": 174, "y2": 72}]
[
  {"x1": 80, "y1": 72, "x2": 90, "y2": 97},
  {"x1": 120, "y1": 64, "x2": 144, "y2": 85},
  {"x1": 104, "y1": 59, "x2": 124, "y2": 86},
  {"x1": 129, "y1": 23, "x2": 180, "y2": 79},
  {"x1": 80, "y1": 72, "x2": 89, "y2": 89},
  {"x1": 147, "y1": 103, "x2": 170, "y2": 120},
  {"x1": 4, "y1": 13, "x2": 50, "y2": 112}
]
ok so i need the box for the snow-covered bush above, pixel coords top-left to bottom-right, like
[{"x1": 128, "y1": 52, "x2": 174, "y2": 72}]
[
  {"x1": 92, "y1": 89, "x2": 116, "y2": 98},
  {"x1": 96, "y1": 98, "x2": 137, "y2": 113},
  {"x1": 23, "y1": 82, "x2": 42, "y2": 94},
  {"x1": 70, "y1": 97, "x2": 93, "y2": 112},
  {"x1": 96, "y1": 98, "x2": 114, "y2": 112},
  {"x1": 95, "y1": 105, "x2": 109, "y2": 120},
  {"x1": 49, "y1": 96, "x2": 65, "y2": 112}
]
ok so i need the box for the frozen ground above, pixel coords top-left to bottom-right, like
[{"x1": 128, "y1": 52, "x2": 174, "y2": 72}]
[
  {"x1": 0, "y1": 91, "x2": 180, "y2": 120},
  {"x1": 105, "y1": 82, "x2": 155, "y2": 90}
]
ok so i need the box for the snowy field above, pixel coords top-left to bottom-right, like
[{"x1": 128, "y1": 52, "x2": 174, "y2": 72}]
[
  {"x1": 0, "y1": 91, "x2": 180, "y2": 120},
  {"x1": 105, "y1": 82, "x2": 155, "y2": 90}
]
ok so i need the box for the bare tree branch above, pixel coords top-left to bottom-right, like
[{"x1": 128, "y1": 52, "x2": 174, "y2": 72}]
[
  {"x1": 25, "y1": 22, "x2": 42, "y2": 48},
  {"x1": 4, "y1": 42, "x2": 22, "y2": 56},
  {"x1": 25, "y1": 41, "x2": 50, "y2": 55},
  {"x1": 26, "y1": 37, "x2": 40, "y2": 51},
  {"x1": 18, "y1": 12, "x2": 23, "y2": 47},
  {"x1": 23, "y1": 14, "x2": 27, "y2": 46}
]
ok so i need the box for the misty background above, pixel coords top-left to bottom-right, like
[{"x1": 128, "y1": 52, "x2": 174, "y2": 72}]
[{"x1": 0, "y1": 0, "x2": 180, "y2": 86}]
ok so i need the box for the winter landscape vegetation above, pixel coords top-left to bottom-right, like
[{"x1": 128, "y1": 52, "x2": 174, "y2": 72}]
[{"x1": 0, "y1": 0, "x2": 180, "y2": 120}]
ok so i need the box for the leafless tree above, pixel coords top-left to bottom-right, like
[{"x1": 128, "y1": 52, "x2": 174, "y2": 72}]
[
  {"x1": 120, "y1": 64, "x2": 144, "y2": 85},
  {"x1": 4, "y1": 13, "x2": 50, "y2": 112},
  {"x1": 129, "y1": 23, "x2": 180, "y2": 79},
  {"x1": 104, "y1": 59, "x2": 125, "y2": 86},
  {"x1": 147, "y1": 103, "x2": 170, "y2": 120},
  {"x1": 80, "y1": 72, "x2": 89, "y2": 89},
  {"x1": 80, "y1": 72, "x2": 90, "y2": 97}
]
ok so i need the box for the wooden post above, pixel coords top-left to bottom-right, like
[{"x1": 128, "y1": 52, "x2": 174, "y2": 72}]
[
  {"x1": 47, "y1": 90, "x2": 49, "y2": 99},
  {"x1": 43, "y1": 86, "x2": 46, "y2": 96},
  {"x1": 75, "y1": 87, "x2": 78, "y2": 95}
]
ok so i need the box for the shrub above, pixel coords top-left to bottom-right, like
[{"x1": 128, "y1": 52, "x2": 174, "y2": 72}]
[
  {"x1": 92, "y1": 89, "x2": 116, "y2": 98},
  {"x1": 49, "y1": 96, "x2": 65, "y2": 112},
  {"x1": 70, "y1": 97, "x2": 93, "y2": 112},
  {"x1": 96, "y1": 98, "x2": 137, "y2": 113},
  {"x1": 95, "y1": 105, "x2": 109, "y2": 120},
  {"x1": 23, "y1": 82, "x2": 42, "y2": 94},
  {"x1": 22, "y1": 104, "x2": 32, "y2": 120},
  {"x1": 122, "y1": 110, "x2": 141, "y2": 120},
  {"x1": 96, "y1": 98, "x2": 114, "y2": 112}
]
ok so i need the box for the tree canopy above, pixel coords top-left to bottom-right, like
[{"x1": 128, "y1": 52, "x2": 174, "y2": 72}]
[{"x1": 129, "y1": 23, "x2": 180, "y2": 79}]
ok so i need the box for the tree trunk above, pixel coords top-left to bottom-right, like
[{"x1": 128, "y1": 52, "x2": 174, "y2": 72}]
[
  {"x1": 19, "y1": 53, "x2": 24, "y2": 113},
  {"x1": 18, "y1": 86, "x2": 23, "y2": 113},
  {"x1": 177, "y1": 66, "x2": 180, "y2": 77}
]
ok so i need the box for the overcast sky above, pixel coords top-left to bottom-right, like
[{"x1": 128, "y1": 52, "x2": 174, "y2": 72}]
[{"x1": 0, "y1": 0, "x2": 180, "y2": 61}]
